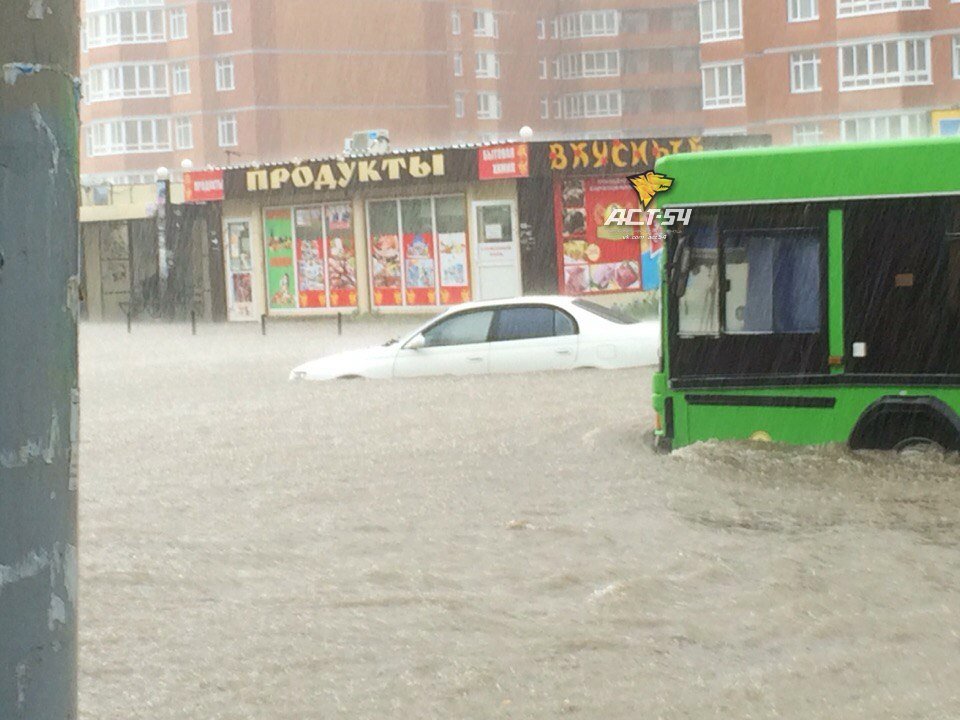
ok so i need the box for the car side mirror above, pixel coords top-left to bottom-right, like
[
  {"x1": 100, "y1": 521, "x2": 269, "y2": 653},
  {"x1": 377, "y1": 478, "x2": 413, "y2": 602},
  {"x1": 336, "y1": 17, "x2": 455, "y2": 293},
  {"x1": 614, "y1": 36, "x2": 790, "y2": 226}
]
[{"x1": 405, "y1": 333, "x2": 426, "y2": 350}]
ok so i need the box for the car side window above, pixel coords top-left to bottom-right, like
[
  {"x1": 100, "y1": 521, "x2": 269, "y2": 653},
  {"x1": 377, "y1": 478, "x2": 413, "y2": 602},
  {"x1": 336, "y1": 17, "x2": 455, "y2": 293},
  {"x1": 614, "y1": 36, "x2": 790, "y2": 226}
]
[
  {"x1": 494, "y1": 306, "x2": 577, "y2": 341},
  {"x1": 421, "y1": 310, "x2": 494, "y2": 347}
]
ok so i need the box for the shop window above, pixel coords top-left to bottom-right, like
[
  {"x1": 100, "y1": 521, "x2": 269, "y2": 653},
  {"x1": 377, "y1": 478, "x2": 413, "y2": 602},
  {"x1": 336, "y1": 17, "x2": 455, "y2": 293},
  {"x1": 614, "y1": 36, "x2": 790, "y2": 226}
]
[
  {"x1": 369, "y1": 196, "x2": 470, "y2": 308},
  {"x1": 423, "y1": 310, "x2": 494, "y2": 347},
  {"x1": 263, "y1": 204, "x2": 358, "y2": 312},
  {"x1": 555, "y1": 177, "x2": 658, "y2": 296}
]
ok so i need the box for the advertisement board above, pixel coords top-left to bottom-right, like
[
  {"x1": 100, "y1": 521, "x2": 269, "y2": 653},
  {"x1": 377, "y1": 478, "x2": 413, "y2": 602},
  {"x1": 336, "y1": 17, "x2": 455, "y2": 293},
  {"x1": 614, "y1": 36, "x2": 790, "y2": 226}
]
[
  {"x1": 224, "y1": 218, "x2": 255, "y2": 321},
  {"x1": 184, "y1": 170, "x2": 225, "y2": 203},
  {"x1": 478, "y1": 143, "x2": 530, "y2": 180}
]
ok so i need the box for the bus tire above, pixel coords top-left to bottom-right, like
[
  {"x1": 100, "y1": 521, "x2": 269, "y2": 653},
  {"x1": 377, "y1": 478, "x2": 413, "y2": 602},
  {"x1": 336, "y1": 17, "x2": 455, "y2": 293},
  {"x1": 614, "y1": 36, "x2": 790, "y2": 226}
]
[{"x1": 848, "y1": 397, "x2": 960, "y2": 453}]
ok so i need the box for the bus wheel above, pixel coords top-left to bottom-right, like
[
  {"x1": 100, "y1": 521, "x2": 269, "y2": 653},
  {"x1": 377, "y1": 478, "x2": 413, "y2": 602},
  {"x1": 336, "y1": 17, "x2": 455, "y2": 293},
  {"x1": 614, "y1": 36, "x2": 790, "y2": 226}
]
[{"x1": 849, "y1": 397, "x2": 960, "y2": 453}]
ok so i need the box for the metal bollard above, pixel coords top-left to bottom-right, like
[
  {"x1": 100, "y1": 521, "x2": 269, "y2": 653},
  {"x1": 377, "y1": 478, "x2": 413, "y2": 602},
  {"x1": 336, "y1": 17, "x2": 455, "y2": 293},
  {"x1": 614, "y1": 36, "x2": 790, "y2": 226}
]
[
  {"x1": 261, "y1": 313, "x2": 267, "y2": 336},
  {"x1": 127, "y1": 309, "x2": 132, "y2": 334},
  {"x1": 337, "y1": 312, "x2": 342, "y2": 336},
  {"x1": 191, "y1": 310, "x2": 197, "y2": 335}
]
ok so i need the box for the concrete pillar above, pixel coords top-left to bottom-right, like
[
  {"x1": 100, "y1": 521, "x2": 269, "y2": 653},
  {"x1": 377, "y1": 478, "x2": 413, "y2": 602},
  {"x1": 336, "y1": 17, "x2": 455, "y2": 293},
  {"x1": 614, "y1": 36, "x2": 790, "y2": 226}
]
[{"x1": 0, "y1": 2, "x2": 80, "y2": 718}]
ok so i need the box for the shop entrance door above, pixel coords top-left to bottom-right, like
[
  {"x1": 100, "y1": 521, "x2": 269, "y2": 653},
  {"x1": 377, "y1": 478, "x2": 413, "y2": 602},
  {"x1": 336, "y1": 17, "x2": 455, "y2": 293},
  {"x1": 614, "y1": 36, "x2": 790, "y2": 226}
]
[{"x1": 473, "y1": 201, "x2": 521, "y2": 300}]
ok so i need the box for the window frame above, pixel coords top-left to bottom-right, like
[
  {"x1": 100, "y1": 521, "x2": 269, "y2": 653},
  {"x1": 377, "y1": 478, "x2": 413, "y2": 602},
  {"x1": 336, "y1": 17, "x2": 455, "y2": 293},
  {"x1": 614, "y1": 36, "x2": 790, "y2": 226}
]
[
  {"x1": 836, "y1": 0, "x2": 928, "y2": 18},
  {"x1": 788, "y1": 0, "x2": 819, "y2": 22},
  {"x1": 174, "y1": 116, "x2": 193, "y2": 150},
  {"x1": 701, "y1": 61, "x2": 746, "y2": 109},
  {"x1": 171, "y1": 61, "x2": 190, "y2": 94},
  {"x1": 699, "y1": 0, "x2": 743, "y2": 43},
  {"x1": 838, "y1": 36, "x2": 931, "y2": 91},
  {"x1": 217, "y1": 113, "x2": 238, "y2": 148},
  {"x1": 790, "y1": 50, "x2": 821, "y2": 93},
  {"x1": 215, "y1": 57, "x2": 235, "y2": 92},
  {"x1": 168, "y1": 7, "x2": 187, "y2": 39},
  {"x1": 415, "y1": 309, "x2": 496, "y2": 348},
  {"x1": 212, "y1": 2, "x2": 232, "y2": 35}
]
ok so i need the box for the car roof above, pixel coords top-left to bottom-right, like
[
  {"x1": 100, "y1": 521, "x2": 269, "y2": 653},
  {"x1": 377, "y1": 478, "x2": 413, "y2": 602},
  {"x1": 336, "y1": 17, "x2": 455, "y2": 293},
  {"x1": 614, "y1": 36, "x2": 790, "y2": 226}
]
[{"x1": 446, "y1": 295, "x2": 577, "y2": 312}]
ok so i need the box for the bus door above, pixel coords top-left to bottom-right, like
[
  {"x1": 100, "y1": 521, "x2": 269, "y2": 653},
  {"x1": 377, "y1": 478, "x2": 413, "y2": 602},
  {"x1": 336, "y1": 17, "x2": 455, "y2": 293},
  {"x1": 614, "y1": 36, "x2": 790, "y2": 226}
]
[{"x1": 843, "y1": 198, "x2": 960, "y2": 375}]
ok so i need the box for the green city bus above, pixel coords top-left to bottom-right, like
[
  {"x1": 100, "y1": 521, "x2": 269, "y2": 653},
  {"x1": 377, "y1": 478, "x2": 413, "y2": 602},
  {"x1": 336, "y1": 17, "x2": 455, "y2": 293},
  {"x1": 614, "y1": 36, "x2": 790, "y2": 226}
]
[{"x1": 651, "y1": 137, "x2": 960, "y2": 452}]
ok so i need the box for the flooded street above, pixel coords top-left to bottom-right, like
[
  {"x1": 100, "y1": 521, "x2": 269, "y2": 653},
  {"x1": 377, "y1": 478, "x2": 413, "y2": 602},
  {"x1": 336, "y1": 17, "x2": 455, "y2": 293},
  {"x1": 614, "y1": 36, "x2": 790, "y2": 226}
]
[{"x1": 79, "y1": 321, "x2": 960, "y2": 720}]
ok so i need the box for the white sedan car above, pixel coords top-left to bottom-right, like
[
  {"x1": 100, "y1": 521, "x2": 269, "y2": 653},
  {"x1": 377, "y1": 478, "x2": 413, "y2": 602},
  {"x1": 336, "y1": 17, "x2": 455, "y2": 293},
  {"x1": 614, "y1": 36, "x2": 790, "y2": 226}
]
[{"x1": 289, "y1": 296, "x2": 658, "y2": 381}]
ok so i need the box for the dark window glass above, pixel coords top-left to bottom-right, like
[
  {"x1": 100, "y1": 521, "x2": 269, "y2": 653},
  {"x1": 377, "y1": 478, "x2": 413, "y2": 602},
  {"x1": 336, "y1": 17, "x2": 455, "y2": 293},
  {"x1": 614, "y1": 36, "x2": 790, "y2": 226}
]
[
  {"x1": 495, "y1": 307, "x2": 558, "y2": 340},
  {"x1": 572, "y1": 299, "x2": 636, "y2": 324},
  {"x1": 554, "y1": 309, "x2": 576, "y2": 336},
  {"x1": 422, "y1": 310, "x2": 493, "y2": 347}
]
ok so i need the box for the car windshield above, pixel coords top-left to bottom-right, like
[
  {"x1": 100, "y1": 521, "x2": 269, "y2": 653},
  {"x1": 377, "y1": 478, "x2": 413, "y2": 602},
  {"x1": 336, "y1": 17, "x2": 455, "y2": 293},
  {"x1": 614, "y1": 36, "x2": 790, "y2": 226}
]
[{"x1": 572, "y1": 298, "x2": 638, "y2": 325}]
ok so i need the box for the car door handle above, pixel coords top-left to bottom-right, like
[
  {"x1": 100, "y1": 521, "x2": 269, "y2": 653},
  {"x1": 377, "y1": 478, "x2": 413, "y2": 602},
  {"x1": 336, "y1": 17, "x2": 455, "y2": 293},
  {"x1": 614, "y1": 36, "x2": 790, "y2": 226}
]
[
  {"x1": 467, "y1": 356, "x2": 484, "y2": 362},
  {"x1": 555, "y1": 349, "x2": 572, "y2": 355}
]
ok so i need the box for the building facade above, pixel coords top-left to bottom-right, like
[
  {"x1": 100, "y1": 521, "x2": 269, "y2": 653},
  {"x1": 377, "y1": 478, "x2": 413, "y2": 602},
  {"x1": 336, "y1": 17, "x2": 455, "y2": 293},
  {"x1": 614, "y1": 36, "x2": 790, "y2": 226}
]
[
  {"x1": 698, "y1": 0, "x2": 960, "y2": 143},
  {"x1": 79, "y1": 0, "x2": 705, "y2": 185}
]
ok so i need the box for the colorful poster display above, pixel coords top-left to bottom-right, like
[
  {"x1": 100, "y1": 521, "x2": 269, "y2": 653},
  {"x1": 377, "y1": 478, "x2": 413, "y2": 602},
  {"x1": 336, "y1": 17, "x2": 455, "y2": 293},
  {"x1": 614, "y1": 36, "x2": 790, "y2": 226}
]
[
  {"x1": 325, "y1": 204, "x2": 358, "y2": 307},
  {"x1": 438, "y1": 232, "x2": 470, "y2": 304},
  {"x1": 224, "y1": 219, "x2": 254, "y2": 321},
  {"x1": 264, "y1": 208, "x2": 296, "y2": 309},
  {"x1": 403, "y1": 232, "x2": 437, "y2": 306},
  {"x1": 371, "y1": 233, "x2": 402, "y2": 306},
  {"x1": 554, "y1": 177, "x2": 661, "y2": 295},
  {"x1": 265, "y1": 204, "x2": 359, "y2": 312}
]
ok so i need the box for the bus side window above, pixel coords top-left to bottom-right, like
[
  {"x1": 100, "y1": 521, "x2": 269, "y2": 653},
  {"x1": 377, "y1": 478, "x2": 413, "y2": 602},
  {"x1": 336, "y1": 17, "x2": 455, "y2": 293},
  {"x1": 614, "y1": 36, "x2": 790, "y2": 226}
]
[{"x1": 722, "y1": 230, "x2": 820, "y2": 334}]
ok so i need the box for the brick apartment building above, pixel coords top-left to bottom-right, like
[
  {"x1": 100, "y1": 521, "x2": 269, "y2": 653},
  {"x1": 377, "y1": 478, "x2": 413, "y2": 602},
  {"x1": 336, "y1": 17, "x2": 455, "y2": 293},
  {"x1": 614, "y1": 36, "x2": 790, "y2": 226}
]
[
  {"x1": 699, "y1": 0, "x2": 960, "y2": 143},
  {"x1": 79, "y1": 0, "x2": 704, "y2": 184}
]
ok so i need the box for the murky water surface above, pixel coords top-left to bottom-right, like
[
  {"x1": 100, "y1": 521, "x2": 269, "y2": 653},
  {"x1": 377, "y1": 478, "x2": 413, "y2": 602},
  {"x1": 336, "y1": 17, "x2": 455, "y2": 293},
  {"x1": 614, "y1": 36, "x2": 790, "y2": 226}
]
[{"x1": 80, "y1": 321, "x2": 960, "y2": 719}]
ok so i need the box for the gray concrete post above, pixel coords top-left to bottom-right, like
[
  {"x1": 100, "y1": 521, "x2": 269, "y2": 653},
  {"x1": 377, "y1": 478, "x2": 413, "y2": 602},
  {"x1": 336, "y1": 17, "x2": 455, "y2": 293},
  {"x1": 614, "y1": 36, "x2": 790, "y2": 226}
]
[{"x1": 1, "y1": 2, "x2": 80, "y2": 718}]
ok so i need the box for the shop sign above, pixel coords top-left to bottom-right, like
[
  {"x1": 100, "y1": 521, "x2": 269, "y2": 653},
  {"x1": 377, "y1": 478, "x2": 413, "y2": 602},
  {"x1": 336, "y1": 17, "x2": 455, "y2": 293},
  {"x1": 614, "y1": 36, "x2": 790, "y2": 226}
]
[
  {"x1": 184, "y1": 170, "x2": 224, "y2": 202},
  {"x1": 478, "y1": 143, "x2": 530, "y2": 180},
  {"x1": 547, "y1": 137, "x2": 703, "y2": 173},
  {"x1": 245, "y1": 153, "x2": 448, "y2": 193}
]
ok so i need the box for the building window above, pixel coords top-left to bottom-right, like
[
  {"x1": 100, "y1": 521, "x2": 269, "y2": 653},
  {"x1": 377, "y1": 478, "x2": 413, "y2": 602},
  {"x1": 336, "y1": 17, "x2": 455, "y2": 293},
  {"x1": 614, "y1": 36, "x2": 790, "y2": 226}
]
[
  {"x1": 84, "y1": 8, "x2": 165, "y2": 47},
  {"x1": 474, "y1": 9, "x2": 498, "y2": 38},
  {"x1": 788, "y1": 0, "x2": 818, "y2": 21},
  {"x1": 954, "y1": 36, "x2": 960, "y2": 78},
  {"x1": 475, "y1": 52, "x2": 500, "y2": 79},
  {"x1": 552, "y1": 58, "x2": 561, "y2": 79},
  {"x1": 539, "y1": 58, "x2": 548, "y2": 79},
  {"x1": 839, "y1": 37, "x2": 931, "y2": 90},
  {"x1": 172, "y1": 62, "x2": 190, "y2": 95},
  {"x1": 562, "y1": 90, "x2": 622, "y2": 118},
  {"x1": 699, "y1": 0, "x2": 742, "y2": 42},
  {"x1": 85, "y1": 117, "x2": 171, "y2": 156},
  {"x1": 212, "y1": 2, "x2": 232, "y2": 35},
  {"x1": 453, "y1": 52, "x2": 463, "y2": 77},
  {"x1": 836, "y1": 0, "x2": 927, "y2": 18},
  {"x1": 560, "y1": 50, "x2": 620, "y2": 79},
  {"x1": 790, "y1": 50, "x2": 821, "y2": 92},
  {"x1": 540, "y1": 96, "x2": 549, "y2": 119},
  {"x1": 218, "y1": 113, "x2": 238, "y2": 147},
  {"x1": 840, "y1": 111, "x2": 928, "y2": 141},
  {"x1": 215, "y1": 57, "x2": 235, "y2": 91},
  {"x1": 84, "y1": 63, "x2": 168, "y2": 102},
  {"x1": 792, "y1": 123, "x2": 823, "y2": 145},
  {"x1": 558, "y1": 10, "x2": 619, "y2": 39},
  {"x1": 702, "y1": 61, "x2": 745, "y2": 108},
  {"x1": 537, "y1": 18, "x2": 546, "y2": 39},
  {"x1": 168, "y1": 8, "x2": 187, "y2": 39},
  {"x1": 477, "y1": 91, "x2": 501, "y2": 119},
  {"x1": 451, "y1": 9, "x2": 461, "y2": 35},
  {"x1": 174, "y1": 117, "x2": 193, "y2": 150},
  {"x1": 454, "y1": 92, "x2": 465, "y2": 118},
  {"x1": 553, "y1": 98, "x2": 562, "y2": 118}
]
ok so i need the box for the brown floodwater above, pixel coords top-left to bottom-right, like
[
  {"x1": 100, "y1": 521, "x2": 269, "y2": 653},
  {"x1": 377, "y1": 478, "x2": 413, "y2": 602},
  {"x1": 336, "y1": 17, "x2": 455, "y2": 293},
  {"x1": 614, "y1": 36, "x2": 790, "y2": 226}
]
[{"x1": 79, "y1": 321, "x2": 960, "y2": 719}]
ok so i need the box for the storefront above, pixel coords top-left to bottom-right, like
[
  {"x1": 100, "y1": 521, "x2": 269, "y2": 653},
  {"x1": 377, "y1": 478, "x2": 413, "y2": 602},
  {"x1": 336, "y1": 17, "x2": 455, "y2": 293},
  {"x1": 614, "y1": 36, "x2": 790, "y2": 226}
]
[{"x1": 219, "y1": 135, "x2": 763, "y2": 319}]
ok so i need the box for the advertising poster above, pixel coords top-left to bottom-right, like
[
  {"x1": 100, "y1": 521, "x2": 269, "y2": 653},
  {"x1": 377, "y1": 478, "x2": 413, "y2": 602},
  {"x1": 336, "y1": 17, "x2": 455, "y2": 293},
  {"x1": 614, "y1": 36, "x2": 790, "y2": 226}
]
[
  {"x1": 224, "y1": 219, "x2": 254, "y2": 321},
  {"x1": 555, "y1": 177, "x2": 660, "y2": 295},
  {"x1": 403, "y1": 232, "x2": 437, "y2": 306},
  {"x1": 438, "y1": 232, "x2": 470, "y2": 304},
  {"x1": 371, "y1": 233, "x2": 402, "y2": 306},
  {"x1": 324, "y1": 204, "x2": 358, "y2": 307},
  {"x1": 264, "y1": 208, "x2": 296, "y2": 309},
  {"x1": 294, "y1": 208, "x2": 326, "y2": 308}
]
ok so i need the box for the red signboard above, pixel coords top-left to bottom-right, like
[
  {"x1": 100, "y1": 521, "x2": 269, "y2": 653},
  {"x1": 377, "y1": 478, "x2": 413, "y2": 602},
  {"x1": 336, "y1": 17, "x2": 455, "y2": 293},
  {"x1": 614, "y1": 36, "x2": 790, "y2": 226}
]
[
  {"x1": 184, "y1": 170, "x2": 225, "y2": 203},
  {"x1": 477, "y1": 143, "x2": 530, "y2": 180}
]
